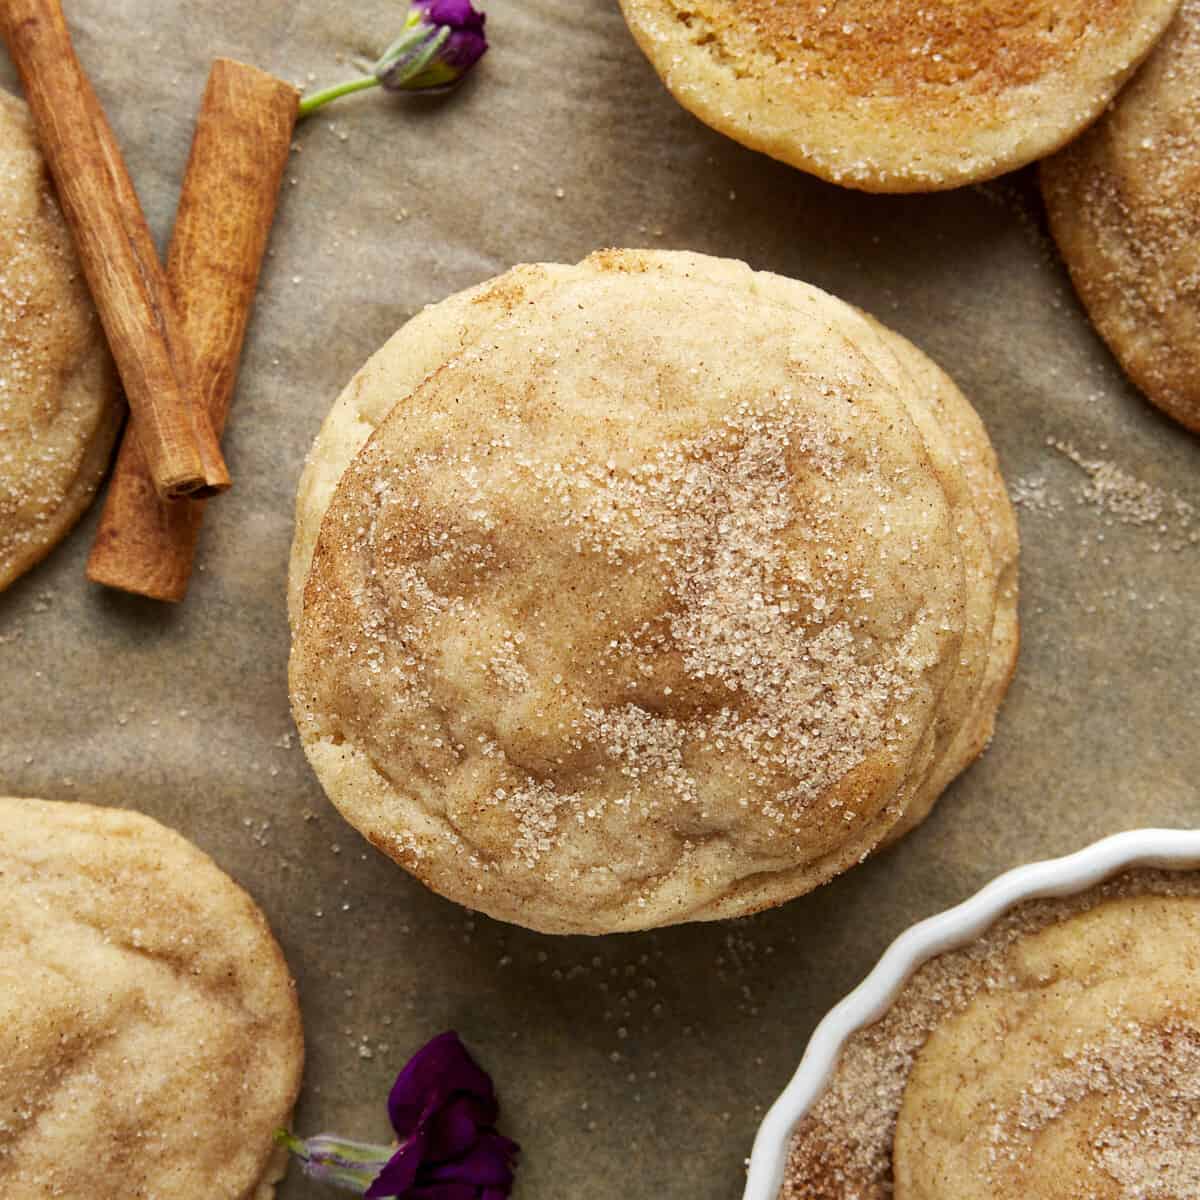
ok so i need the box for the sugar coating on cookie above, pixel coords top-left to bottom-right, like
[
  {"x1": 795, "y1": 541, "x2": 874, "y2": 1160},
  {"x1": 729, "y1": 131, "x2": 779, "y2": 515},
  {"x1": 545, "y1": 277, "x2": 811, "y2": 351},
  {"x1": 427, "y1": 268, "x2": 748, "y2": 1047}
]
[
  {"x1": 0, "y1": 797, "x2": 304, "y2": 1200},
  {"x1": 0, "y1": 92, "x2": 121, "y2": 591},
  {"x1": 895, "y1": 894, "x2": 1200, "y2": 1199},
  {"x1": 617, "y1": 0, "x2": 1182, "y2": 192},
  {"x1": 1043, "y1": 0, "x2": 1200, "y2": 432},
  {"x1": 289, "y1": 249, "x2": 1016, "y2": 935},
  {"x1": 781, "y1": 871, "x2": 1200, "y2": 1200}
]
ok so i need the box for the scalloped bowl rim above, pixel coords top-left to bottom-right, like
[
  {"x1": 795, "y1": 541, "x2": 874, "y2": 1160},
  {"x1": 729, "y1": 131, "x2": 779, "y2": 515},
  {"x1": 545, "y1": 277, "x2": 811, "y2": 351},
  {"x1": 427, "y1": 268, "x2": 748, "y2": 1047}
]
[{"x1": 742, "y1": 827, "x2": 1200, "y2": 1200}]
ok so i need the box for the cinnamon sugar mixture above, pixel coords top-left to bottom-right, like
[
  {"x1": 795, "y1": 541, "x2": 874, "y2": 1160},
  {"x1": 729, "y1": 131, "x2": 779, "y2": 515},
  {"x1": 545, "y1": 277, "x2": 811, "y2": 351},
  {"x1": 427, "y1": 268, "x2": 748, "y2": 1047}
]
[
  {"x1": 1051, "y1": 438, "x2": 1197, "y2": 535},
  {"x1": 0, "y1": 201, "x2": 70, "y2": 551},
  {"x1": 344, "y1": 401, "x2": 932, "y2": 870},
  {"x1": 780, "y1": 869, "x2": 1200, "y2": 1199},
  {"x1": 995, "y1": 1027, "x2": 1200, "y2": 1195}
]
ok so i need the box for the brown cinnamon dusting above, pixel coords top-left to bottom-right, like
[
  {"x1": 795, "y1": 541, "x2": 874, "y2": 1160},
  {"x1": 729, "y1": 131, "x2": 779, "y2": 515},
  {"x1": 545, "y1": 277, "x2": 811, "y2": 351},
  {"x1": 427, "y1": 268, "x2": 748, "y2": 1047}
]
[
  {"x1": 668, "y1": 0, "x2": 1136, "y2": 98},
  {"x1": 345, "y1": 403, "x2": 929, "y2": 876},
  {"x1": 1041, "y1": 0, "x2": 1200, "y2": 431}
]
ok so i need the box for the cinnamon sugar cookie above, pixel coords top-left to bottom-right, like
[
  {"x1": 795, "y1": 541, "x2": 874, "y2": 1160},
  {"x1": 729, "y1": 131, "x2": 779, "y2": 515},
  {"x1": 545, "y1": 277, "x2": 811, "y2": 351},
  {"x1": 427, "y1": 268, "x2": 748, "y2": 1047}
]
[
  {"x1": 896, "y1": 894, "x2": 1200, "y2": 1199},
  {"x1": 0, "y1": 797, "x2": 304, "y2": 1200},
  {"x1": 618, "y1": 0, "x2": 1181, "y2": 192},
  {"x1": 782, "y1": 871, "x2": 1200, "y2": 1199},
  {"x1": 289, "y1": 250, "x2": 1017, "y2": 934},
  {"x1": 0, "y1": 92, "x2": 120, "y2": 591},
  {"x1": 1043, "y1": 0, "x2": 1200, "y2": 432}
]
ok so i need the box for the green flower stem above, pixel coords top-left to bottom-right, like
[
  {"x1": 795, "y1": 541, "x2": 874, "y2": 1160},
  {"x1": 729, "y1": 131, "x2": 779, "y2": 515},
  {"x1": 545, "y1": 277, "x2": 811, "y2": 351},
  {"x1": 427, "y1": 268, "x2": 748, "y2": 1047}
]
[
  {"x1": 275, "y1": 1130, "x2": 307, "y2": 1156},
  {"x1": 298, "y1": 17, "x2": 456, "y2": 118},
  {"x1": 298, "y1": 74, "x2": 381, "y2": 118}
]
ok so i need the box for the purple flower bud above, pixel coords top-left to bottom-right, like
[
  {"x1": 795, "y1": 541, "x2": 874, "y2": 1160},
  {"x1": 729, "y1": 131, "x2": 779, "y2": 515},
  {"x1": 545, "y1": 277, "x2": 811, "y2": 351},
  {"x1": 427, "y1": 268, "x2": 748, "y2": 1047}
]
[
  {"x1": 297, "y1": 0, "x2": 487, "y2": 118},
  {"x1": 278, "y1": 1032, "x2": 518, "y2": 1199},
  {"x1": 414, "y1": 0, "x2": 485, "y2": 34},
  {"x1": 375, "y1": 0, "x2": 488, "y2": 94}
]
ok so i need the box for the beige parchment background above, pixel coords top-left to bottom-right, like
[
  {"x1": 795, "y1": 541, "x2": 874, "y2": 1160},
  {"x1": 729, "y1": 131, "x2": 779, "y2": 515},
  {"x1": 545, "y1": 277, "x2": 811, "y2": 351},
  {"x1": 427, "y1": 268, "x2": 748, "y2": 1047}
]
[{"x1": 1, "y1": 2, "x2": 1198, "y2": 1197}]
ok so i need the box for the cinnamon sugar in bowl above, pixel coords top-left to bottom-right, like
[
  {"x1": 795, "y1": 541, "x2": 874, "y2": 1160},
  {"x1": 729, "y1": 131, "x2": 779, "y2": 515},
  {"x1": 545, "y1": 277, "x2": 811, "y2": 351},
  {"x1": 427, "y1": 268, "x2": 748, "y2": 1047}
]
[{"x1": 744, "y1": 829, "x2": 1200, "y2": 1200}]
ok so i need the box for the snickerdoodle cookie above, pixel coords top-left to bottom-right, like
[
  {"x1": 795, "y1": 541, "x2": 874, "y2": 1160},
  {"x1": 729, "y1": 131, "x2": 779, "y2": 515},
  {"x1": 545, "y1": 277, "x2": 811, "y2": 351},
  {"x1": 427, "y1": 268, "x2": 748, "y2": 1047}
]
[
  {"x1": 289, "y1": 249, "x2": 1017, "y2": 934},
  {"x1": 1043, "y1": 0, "x2": 1200, "y2": 432},
  {"x1": 784, "y1": 873, "x2": 1200, "y2": 1199},
  {"x1": 0, "y1": 92, "x2": 120, "y2": 591},
  {"x1": 618, "y1": 0, "x2": 1181, "y2": 192},
  {"x1": 0, "y1": 797, "x2": 304, "y2": 1199}
]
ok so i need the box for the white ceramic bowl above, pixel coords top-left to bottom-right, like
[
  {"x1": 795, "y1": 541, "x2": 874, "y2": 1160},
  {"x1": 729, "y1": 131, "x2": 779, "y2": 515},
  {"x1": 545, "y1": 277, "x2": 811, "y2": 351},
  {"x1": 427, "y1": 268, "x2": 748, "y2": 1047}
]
[{"x1": 742, "y1": 828, "x2": 1200, "y2": 1200}]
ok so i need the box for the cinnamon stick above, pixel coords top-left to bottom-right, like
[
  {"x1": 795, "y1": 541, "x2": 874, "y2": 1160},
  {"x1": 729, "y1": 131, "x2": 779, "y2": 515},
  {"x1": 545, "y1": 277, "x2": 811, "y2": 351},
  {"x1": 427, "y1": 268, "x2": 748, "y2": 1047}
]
[
  {"x1": 0, "y1": 0, "x2": 229, "y2": 499},
  {"x1": 77, "y1": 70, "x2": 233, "y2": 498},
  {"x1": 86, "y1": 59, "x2": 299, "y2": 601}
]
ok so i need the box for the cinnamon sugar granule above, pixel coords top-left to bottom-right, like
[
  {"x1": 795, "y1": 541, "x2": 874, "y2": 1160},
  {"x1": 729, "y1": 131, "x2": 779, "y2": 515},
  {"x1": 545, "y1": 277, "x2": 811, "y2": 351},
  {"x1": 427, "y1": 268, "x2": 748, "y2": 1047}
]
[
  {"x1": 487, "y1": 637, "x2": 531, "y2": 691},
  {"x1": 565, "y1": 406, "x2": 923, "y2": 823},
  {"x1": 495, "y1": 780, "x2": 571, "y2": 870},
  {"x1": 1009, "y1": 473, "x2": 1064, "y2": 516},
  {"x1": 586, "y1": 704, "x2": 697, "y2": 808},
  {"x1": 1050, "y1": 438, "x2": 1198, "y2": 548},
  {"x1": 781, "y1": 869, "x2": 1200, "y2": 1200},
  {"x1": 1051, "y1": 438, "x2": 1193, "y2": 526},
  {"x1": 1012, "y1": 436, "x2": 1200, "y2": 553}
]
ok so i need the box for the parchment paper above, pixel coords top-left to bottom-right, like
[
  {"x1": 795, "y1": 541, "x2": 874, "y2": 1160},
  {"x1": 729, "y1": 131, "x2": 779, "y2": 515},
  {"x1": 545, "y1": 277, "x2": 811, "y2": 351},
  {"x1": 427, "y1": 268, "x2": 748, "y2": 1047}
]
[{"x1": 1, "y1": 4, "x2": 1198, "y2": 1198}]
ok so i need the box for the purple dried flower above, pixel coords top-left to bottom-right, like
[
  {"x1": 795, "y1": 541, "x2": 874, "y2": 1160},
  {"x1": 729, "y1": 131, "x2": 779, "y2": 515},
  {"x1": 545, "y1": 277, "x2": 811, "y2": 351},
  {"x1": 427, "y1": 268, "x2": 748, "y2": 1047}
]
[
  {"x1": 298, "y1": 1, "x2": 488, "y2": 118},
  {"x1": 278, "y1": 1032, "x2": 518, "y2": 1199},
  {"x1": 378, "y1": 0, "x2": 488, "y2": 93}
]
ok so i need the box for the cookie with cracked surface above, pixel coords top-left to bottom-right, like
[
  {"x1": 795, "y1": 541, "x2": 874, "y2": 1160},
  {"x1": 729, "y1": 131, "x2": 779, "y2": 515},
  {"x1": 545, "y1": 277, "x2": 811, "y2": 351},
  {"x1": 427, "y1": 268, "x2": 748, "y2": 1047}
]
[
  {"x1": 617, "y1": 0, "x2": 1181, "y2": 192},
  {"x1": 0, "y1": 797, "x2": 304, "y2": 1200}
]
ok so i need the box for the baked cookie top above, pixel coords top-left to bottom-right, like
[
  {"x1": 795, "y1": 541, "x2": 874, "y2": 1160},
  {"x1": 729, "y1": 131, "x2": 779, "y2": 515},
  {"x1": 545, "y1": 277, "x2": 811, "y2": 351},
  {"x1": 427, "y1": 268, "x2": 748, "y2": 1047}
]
[
  {"x1": 0, "y1": 92, "x2": 120, "y2": 591},
  {"x1": 618, "y1": 0, "x2": 1181, "y2": 191},
  {"x1": 1043, "y1": 0, "x2": 1200, "y2": 432},
  {"x1": 289, "y1": 249, "x2": 998, "y2": 934},
  {"x1": 895, "y1": 893, "x2": 1200, "y2": 1199},
  {"x1": 782, "y1": 870, "x2": 1200, "y2": 1199},
  {"x1": 0, "y1": 797, "x2": 304, "y2": 1200}
]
